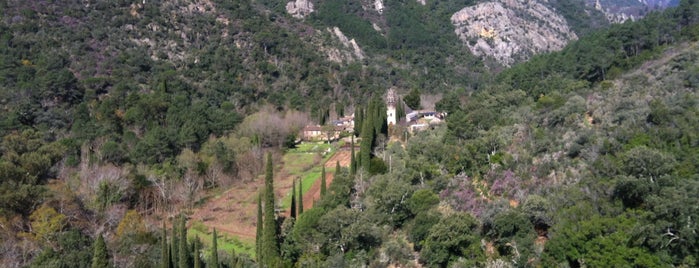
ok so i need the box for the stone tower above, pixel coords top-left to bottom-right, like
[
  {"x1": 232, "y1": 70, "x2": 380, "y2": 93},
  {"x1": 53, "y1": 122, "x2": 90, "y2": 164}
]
[{"x1": 386, "y1": 87, "x2": 397, "y2": 126}]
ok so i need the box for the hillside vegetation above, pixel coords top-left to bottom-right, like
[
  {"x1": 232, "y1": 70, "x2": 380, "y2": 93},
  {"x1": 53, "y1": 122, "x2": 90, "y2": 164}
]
[{"x1": 0, "y1": 0, "x2": 698, "y2": 267}]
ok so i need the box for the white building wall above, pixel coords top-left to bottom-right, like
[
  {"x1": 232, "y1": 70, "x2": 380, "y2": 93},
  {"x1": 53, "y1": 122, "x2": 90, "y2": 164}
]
[{"x1": 387, "y1": 105, "x2": 396, "y2": 126}]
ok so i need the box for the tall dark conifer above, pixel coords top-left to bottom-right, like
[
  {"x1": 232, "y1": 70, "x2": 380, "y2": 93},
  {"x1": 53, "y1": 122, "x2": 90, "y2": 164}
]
[
  {"x1": 396, "y1": 97, "x2": 405, "y2": 124},
  {"x1": 161, "y1": 223, "x2": 169, "y2": 268},
  {"x1": 290, "y1": 181, "x2": 297, "y2": 219},
  {"x1": 193, "y1": 236, "x2": 201, "y2": 268},
  {"x1": 210, "y1": 228, "x2": 219, "y2": 268},
  {"x1": 171, "y1": 220, "x2": 178, "y2": 266},
  {"x1": 360, "y1": 112, "x2": 374, "y2": 171},
  {"x1": 335, "y1": 161, "x2": 341, "y2": 177},
  {"x1": 255, "y1": 193, "x2": 263, "y2": 264},
  {"x1": 178, "y1": 215, "x2": 188, "y2": 268},
  {"x1": 350, "y1": 136, "x2": 357, "y2": 175},
  {"x1": 320, "y1": 165, "x2": 327, "y2": 197},
  {"x1": 262, "y1": 152, "x2": 279, "y2": 265},
  {"x1": 298, "y1": 178, "x2": 304, "y2": 215},
  {"x1": 354, "y1": 107, "x2": 363, "y2": 137}
]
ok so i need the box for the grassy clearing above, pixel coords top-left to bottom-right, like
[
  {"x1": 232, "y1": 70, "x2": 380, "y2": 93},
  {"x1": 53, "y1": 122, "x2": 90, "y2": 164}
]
[
  {"x1": 279, "y1": 142, "x2": 338, "y2": 208},
  {"x1": 281, "y1": 169, "x2": 321, "y2": 208},
  {"x1": 188, "y1": 221, "x2": 256, "y2": 258},
  {"x1": 282, "y1": 152, "x2": 318, "y2": 176}
]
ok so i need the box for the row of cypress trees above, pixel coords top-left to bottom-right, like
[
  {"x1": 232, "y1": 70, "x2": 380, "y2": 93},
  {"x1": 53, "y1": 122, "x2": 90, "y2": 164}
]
[
  {"x1": 358, "y1": 97, "x2": 388, "y2": 171},
  {"x1": 254, "y1": 96, "x2": 386, "y2": 266},
  {"x1": 159, "y1": 215, "x2": 251, "y2": 268},
  {"x1": 160, "y1": 215, "x2": 203, "y2": 268},
  {"x1": 255, "y1": 153, "x2": 341, "y2": 266}
]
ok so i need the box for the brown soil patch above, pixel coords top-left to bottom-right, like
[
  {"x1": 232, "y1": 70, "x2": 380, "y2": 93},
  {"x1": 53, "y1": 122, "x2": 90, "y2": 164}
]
[
  {"x1": 189, "y1": 178, "x2": 262, "y2": 240},
  {"x1": 300, "y1": 172, "x2": 334, "y2": 212},
  {"x1": 325, "y1": 149, "x2": 352, "y2": 168},
  {"x1": 286, "y1": 150, "x2": 352, "y2": 217},
  {"x1": 189, "y1": 149, "x2": 353, "y2": 240}
]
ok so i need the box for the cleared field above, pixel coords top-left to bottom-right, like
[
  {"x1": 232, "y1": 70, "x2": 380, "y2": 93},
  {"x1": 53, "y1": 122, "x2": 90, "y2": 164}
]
[{"x1": 188, "y1": 142, "x2": 350, "y2": 253}]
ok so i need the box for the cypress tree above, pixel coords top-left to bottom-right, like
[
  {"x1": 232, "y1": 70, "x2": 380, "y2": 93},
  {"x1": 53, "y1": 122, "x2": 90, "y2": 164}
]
[
  {"x1": 262, "y1": 152, "x2": 279, "y2": 265},
  {"x1": 91, "y1": 234, "x2": 109, "y2": 268},
  {"x1": 210, "y1": 228, "x2": 219, "y2": 268},
  {"x1": 360, "y1": 113, "x2": 374, "y2": 171},
  {"x1": 171, "y1": 220, "x2": 178, "y2": 266},
  {"x1": 354, "y1": 107, "x2": 363, "y2": 137},
  {"x1": 193, "y1": 236, "x2": 201, "y2": 268},
  {"x1": 320, "y1": 165, "x2": 327, "y2": 197},
  {"x1": 335, "y1": 160, "x2": 341, "y2": 177},
  {"x1": 167, "y1": 243, "x2": 177, "y2": 268},
  {"x1": 290, "y1": 180, "x2": 297, "y2": 219},
  {"x1": 350, "y1": 136, "x2": 357, "y2": 175},
  {"x1": 255, "y1": 193, "x2": 263, "y2": 264},
  {"x1": 396, "y1": 97, "x2": 405, "y2": 124},
  {"x1": 372, "y1": 98, "x2": 382, "y2": 136},
  {"x1": 161, "y1": 222, "x2": 169, "y2": 268},
  {"x1": 168, "y1": 239, "x2": 174, "y2": 268},
  {"x1": 298, "y1": 178, "x2": 304, "y2": 215},
  {"x1": 373, "y1": 96, "x2": 388, "y2": 137},
  {"x1": 178, "y1": 215, "x2": 188, "y2": 268}
]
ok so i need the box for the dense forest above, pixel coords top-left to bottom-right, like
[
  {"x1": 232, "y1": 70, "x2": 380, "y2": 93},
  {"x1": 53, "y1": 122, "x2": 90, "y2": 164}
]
[{"x1": 1, "y1": 0, "x2": 698, "y2": 267}]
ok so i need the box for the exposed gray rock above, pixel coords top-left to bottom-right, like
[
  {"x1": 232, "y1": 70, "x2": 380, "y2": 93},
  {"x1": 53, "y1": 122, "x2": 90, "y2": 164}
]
[
  {"x1": 286, "y1": 0, "x2": 314, "y2": 19},
  {"x1": 451, "y1": 0, "x2": 577, "y2": 66},
  {"x1": 319, "y1": 27, "x2": 365, "y2": 63}
]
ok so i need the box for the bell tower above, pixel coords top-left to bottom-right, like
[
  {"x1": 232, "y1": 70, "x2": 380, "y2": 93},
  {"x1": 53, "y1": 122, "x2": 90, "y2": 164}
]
[{"x1": 386, "y1": 87, "x2": 397, "y2": 126}]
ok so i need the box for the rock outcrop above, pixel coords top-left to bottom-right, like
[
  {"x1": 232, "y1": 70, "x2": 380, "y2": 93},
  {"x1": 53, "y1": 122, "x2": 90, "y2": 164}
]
[
  {"x1": 319, "y1": 27, "x2": 365, "y2": 63},
  {"x1": 451, "y1": 0, "x2": 577, "y2": 66},
  {"x1": 286, "y1": 0, "x2": 314, "y2": 19}
]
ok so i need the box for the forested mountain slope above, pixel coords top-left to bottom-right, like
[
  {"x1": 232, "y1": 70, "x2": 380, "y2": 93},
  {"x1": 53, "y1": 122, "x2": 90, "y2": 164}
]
[
  {"x1": 272, "y1": 2, "x2": 699, "y2": 267},
  {"x1": 0, "y1": 0, "x2": 697, "y2": 267}
]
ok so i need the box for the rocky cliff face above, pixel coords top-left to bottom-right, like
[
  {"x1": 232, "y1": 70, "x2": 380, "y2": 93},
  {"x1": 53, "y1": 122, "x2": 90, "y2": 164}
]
[
  {"x1": 591, "y1": 0, "x2": 678, "y2": 23},
  {"x1": 451, "y1": 0, "x2": 577, "y2": 66},
  {"x1": 321, "y1": 27, "x2": 366, "y2": 63},
  {"x1": 286, "y1": 0, "x2": 314, "y2": 19}
]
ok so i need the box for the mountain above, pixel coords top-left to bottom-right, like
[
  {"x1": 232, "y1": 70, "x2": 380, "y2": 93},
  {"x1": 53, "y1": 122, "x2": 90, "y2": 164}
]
[
  {"x1": 1, "y1": 0, "x2": 697, "y2": 267},
  {"x1": 450, "y1": 0, "x2": 578, "y2": 66}
]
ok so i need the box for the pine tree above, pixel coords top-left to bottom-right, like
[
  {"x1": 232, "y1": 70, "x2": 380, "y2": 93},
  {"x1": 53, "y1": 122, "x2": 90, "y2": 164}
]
[
  {"x1": 255, "y1": 193, "x2": 263, "y2": 264},
  {"x1": 290, "y1": 180, "x2": 297, "y2": 219},
  {"x1": 210, "y1": 228, "x2": 219, "y2": 268},
  {"x1": 178, "y1": 215, "x2": 188, "y2": 268},
  {"x1": 320, "y1": 165, "x2": 327, "y2": 198},
  {"x1": 298, "y1": 178, "x2": 304, "y2": 215},
  {"x1": 91, "y1": 234, "x2": 109, "y2": 268},
  {"x1": 161, "y1": 222, "x2": 169, "y2": 268},
  {"x1": 262, "y1": 152, "x2": 280, "y2": 265},
  {"x1": 193, "y1": 236, "x2": 201, "y2": 268},
  {"x1": 350, "y1": 136, "x2": 357, "y2": 175}
]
